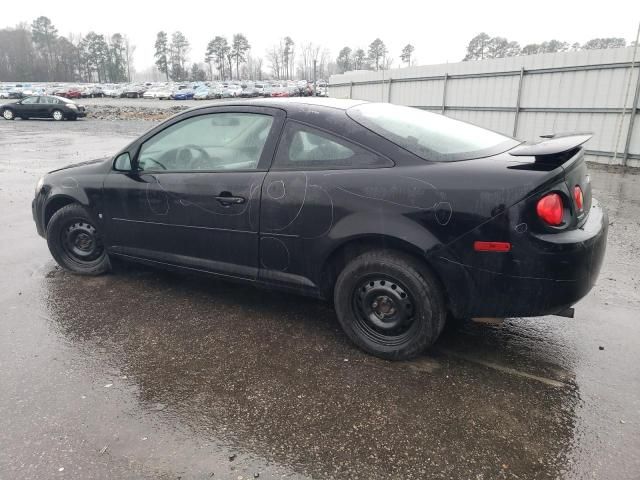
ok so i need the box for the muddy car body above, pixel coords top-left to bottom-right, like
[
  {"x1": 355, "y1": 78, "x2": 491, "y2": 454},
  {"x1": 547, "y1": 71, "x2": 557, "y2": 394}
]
[{"x1": 32, "y1": 98, "x2": 607, "y2": 359}]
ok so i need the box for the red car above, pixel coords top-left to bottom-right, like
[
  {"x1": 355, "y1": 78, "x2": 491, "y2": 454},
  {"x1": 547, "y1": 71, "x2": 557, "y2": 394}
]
[
  {"x1": 56, "y1": 87, "x2": 82, "y2": 99},
  {"x1": 270, "y1": 87, "x2": 290, "y2": 97}
]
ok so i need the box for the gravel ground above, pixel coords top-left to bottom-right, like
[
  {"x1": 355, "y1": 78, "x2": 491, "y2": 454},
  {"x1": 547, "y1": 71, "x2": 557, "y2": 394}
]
[{"x1": 82, "y1": 97, "x2": 248, "y2": 121}]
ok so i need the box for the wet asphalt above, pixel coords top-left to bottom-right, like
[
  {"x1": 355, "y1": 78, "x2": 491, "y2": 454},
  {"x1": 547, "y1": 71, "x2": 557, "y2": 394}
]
[{"x1": 0, "y1": 118, "x2": 639, "y2": 480}]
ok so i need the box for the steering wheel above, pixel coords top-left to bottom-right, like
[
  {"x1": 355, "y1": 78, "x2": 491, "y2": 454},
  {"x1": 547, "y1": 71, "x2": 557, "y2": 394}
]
[
  {"x1": 141, "y1": 157, "x2": 167, "y2": 170},
  {"x1": 176, "y1": 144, "x2": 212, "y2": 170}
]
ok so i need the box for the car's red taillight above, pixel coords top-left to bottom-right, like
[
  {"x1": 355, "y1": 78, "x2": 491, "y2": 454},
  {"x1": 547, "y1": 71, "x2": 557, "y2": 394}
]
[
  {"x1": 536, "y1": 193, "x2": 564, "y2": 226},
  {"x1": 573, "y1": 185, "x2": 584, "y2": 211}
]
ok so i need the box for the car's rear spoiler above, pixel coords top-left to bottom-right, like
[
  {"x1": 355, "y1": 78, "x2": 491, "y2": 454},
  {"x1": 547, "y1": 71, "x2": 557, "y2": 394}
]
[{"x1": 508, "y1": 132, "x2": 592, "y2": 157}]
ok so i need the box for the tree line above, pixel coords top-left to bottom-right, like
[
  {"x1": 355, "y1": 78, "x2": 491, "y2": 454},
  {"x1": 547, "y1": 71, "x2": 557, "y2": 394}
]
[
  {"x1": 1, "y1": 16, "x2": 635, "y2": 82},
  {"x1": 463, "y1": 33, "x2": 632, "y2": 61},
  {"x1": 0, "y1": 16, "x2": 134, "y2": 82},
  {"x1": 335, "y1": 39, "x2": 416, "y2": 74},
  {"x1": 152, "y1": 31, "x2": 335, "y2": 82}
]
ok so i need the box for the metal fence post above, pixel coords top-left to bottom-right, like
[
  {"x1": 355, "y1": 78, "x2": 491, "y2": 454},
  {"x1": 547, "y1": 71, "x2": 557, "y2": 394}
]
[
  {"x1": 622, "y1": 66, "x2": 640, "y2": 167},
  {"x1": 441, "y1": 73, "x2": 448, "y2": 114},
  {"x1": 349, "y1": 81, "x2": 353, "y2": 99},
  {"x1": 513, "y1": 66, "x2": 525, "y2": 137},
  {"x1": 387, "y1": 78, "x2": 393, "y2": 103}
]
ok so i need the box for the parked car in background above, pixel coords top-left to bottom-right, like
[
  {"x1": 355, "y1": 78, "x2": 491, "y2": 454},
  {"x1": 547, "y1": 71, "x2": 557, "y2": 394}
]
[
  {"x1": 171, "y1": 89, "x2": 195, "y2": 100},
  {"x1": 316, "y1": 86, "x2": 328, "y2": 97},
  {"x1": 227, "y1": 84, "x2": 243, "y2": 97},
  {"x1": 208, "y1": 85, "x2": 224, "y2": 99},
  {"x1": 218, "y1": 86, "x2": 236, "y2": 98},
  {"x1": 124, "y1": 85, "x2": 147, "y2": 98},
  {"x1": 103, "y1": 86, "x2": 124, "y2": 98},
  {"x1": 143, "y1": 87, "x2": 173, "y2": 99},
  {"x1": 2, "y1": 95, "x2": 86, "y2": 121},
  {"x1": 240, "y1": 87, "x2": 260, "y2": 98},
  {"x1": 193, "y1": 88, "x2": 211, "y2": 100},
  {"x1": 9, "y1": 85, "x2": 25, "y2": 99},
  {"x1": 81, "y1": 85, "x2": 104, "y2": 98},
  {"x1": 56, "y1": 86, "x2": 82, "y2": 99},
  {"x1": 0, "y1": 87, "x2": 11, "y2": 99},
  {"x1": 270, "y1": 87, "x2": 290, "y2": 97}
]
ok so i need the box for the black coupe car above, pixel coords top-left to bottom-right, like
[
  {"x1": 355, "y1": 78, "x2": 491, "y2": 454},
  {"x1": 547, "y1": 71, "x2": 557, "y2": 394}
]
[
  {"x1": 32, "y1": 98, "x2": 607, "y2": 360},
  {"x1": 2, "y1": 95, "x2": 86, "y2": 121}
]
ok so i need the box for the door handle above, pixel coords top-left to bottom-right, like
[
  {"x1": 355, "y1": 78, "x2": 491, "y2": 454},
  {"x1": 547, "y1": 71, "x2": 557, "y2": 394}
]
[{"x1": 215, "y1": 193, "x2": 246, "y2": 205}]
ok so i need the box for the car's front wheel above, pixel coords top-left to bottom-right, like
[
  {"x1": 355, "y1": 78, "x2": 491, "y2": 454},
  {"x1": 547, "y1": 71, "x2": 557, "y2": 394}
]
[
  {"x1": 52, "y1": 109, "x2": 64, "y2": 121},
  {"x1": 2, "y1": 109, "x2": 14, "y2": 120},
  {"x1": 334, "y1": 249, "x2": 446, "y2": 360},
  {"x1": 46, "y1": 204, "x2": 110, "y2": 275}
]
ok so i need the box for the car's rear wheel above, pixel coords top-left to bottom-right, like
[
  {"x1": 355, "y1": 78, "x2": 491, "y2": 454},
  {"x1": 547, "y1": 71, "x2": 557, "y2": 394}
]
[
  {"x1": 46, "y1": 204, "x2": 110, "y2": 275},
  {"x1": 334, "y1": 249, "x2": 446, "y2": 360},
  {"x1": 2, "y1": 109, "x2": 14, "y2": 120},
  {"x1": 52, "y1": 110, "x2": 64, "y2": 121}
]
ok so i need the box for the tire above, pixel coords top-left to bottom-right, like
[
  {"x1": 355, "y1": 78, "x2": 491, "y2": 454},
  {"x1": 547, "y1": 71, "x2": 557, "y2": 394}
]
[
  {"x1": 46, "y1": 203, "x2": 110, "y2": 275},
  {"x1": 333, "y1": 249, "x2": 446, "y2": 360},
  {"x1": 2, "y1": 109, "x2": 14, "y2": 120},
  {"x1": 52, "y1": 109, "x2": 64, "y2": 121}
]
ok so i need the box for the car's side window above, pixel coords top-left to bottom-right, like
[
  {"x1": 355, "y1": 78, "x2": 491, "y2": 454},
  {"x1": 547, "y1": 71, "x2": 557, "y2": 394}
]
[
  {"x1": 22, "y1": 97, "x2": 38, "y2": 105},
  {"x1": 273, "y1": 121, "x2": 392, "y2": 170},
  {"x1": 137, "y1": 113, "x2": 274, "y2": 172}
]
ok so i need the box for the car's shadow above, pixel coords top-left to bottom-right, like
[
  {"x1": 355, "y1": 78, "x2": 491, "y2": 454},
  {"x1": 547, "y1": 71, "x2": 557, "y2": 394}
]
[{"x1": 43, "y1": 263, "x2": 580, "y2": 479}]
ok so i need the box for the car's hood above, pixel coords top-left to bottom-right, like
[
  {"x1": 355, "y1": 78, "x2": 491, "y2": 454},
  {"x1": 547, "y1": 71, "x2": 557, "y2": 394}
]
[{"x1": 49, "y1": 156, "x2": 111, "y2": 174}]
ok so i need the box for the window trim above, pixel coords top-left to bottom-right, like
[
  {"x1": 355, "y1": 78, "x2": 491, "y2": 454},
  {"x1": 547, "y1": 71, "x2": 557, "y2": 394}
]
[
  {"x1": 123, "y1": 109, "x2": 281, "y2": 174},
  {"x1": 270, "y1": 119, "x2": 394, "y2": 171}
]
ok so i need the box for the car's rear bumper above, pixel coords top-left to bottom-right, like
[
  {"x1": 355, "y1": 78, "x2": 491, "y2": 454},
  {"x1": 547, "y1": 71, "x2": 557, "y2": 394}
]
[{"x1": 442, "y1": 198, "x2": 608, "y2": 318}]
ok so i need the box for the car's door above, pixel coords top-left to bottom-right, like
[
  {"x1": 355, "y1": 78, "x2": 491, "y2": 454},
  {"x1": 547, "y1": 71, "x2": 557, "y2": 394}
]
[
  {"x1": 18, "y1": 96, "x2": 40, "y2": 117},
  {"x1": 259, "y1": 120, "x2": 393, "y2": 291},
  {"x1": 38, "y1": 96, "x2": 56, "y2": 117},
  {"x1": 102, "y1": 106, "x2": 285, "y2": 280}
]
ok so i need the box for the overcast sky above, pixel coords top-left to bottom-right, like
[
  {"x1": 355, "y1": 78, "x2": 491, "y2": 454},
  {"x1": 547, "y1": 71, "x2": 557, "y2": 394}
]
[{"x1": 3, "y1": 0, "x2": 639, "y2": 72}]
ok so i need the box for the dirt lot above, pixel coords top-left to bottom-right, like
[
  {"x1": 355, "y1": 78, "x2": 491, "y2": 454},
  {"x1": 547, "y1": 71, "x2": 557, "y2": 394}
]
[{"x1": 1, "y1": 118, "x2": 639, "y2": 479}]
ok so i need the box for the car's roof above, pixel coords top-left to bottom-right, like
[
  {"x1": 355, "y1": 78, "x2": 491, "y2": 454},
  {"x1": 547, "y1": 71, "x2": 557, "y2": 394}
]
[{"x1": 187, "y1": 97, "x2": 368, "y2": 113}]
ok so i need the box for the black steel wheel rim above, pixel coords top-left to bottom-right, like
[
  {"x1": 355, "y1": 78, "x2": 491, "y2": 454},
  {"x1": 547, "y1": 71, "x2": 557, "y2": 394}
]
[
  {"x1": 60, "y1": 220, "x2": 104, "y2": 263},
  {"x1": 351, "y1": 276, "x2": 418, "y2": 347}
]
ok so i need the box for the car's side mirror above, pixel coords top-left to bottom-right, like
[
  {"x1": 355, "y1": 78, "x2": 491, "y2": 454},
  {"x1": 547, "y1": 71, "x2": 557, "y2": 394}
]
[{"x1": 113, "y1": 152, "x2": 135, "y2": 172}]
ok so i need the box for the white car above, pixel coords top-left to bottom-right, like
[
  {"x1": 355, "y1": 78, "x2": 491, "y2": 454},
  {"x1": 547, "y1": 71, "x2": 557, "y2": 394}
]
[
  {"x1": 143, "y1": 87, "x2": 173, "y2": 99},
  {"x1": 227, "y1": 84, "x2": 243, "y2": 97},
  {"x1": 0, "y1": 88, "x2": 10, "y2": 99},
  {"x1": 103, "y1": 87, "x2": 124, "y2": 98}
]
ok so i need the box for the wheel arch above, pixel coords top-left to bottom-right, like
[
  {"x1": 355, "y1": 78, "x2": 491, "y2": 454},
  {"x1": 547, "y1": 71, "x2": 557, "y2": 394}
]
[
  {"x1": 319, "y1": 233, "x2": 474, "y2": 319},
  {"x1": 320, "y1": 234, "x2": 444, "y2": 299},
  {"x1": 44, "y1": 195, "x2": 79, "y2": 229},
  {"x1": 42, "y1": 190, "x2": 95, "y2": 232}
]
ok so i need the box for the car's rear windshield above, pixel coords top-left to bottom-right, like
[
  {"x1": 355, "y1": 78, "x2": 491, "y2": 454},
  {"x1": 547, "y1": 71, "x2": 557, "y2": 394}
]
[{"x1": 347, "y1": 103, "x2": 520, "y2": 162}]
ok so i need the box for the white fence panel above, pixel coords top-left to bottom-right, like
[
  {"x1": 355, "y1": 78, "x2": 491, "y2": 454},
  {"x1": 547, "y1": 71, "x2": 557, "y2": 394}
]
[{"x1": 330, "y1": 47, "x2": 640, "y2": 168}]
